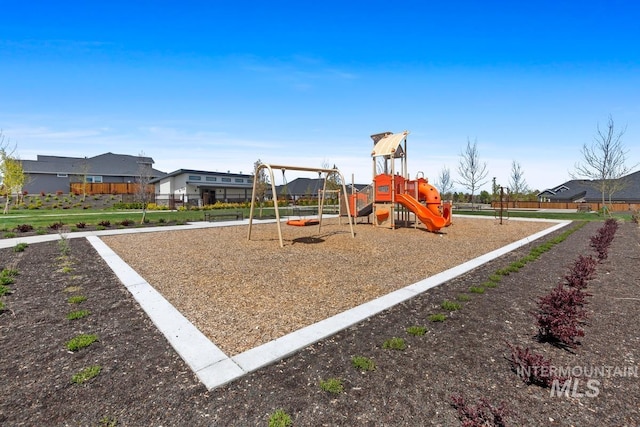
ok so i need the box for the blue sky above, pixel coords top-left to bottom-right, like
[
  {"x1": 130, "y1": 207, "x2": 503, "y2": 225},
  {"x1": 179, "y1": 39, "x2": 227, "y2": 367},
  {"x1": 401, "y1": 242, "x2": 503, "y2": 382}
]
[{"x1": 1, "y1": 0, "x2": 639, "y2": 192}]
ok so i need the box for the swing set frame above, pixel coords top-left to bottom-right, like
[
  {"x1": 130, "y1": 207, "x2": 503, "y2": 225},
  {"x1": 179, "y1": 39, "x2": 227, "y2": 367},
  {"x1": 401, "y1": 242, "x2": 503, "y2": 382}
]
[{"x1": 247, "y1": 163, "x2": 355, "y2": 247}]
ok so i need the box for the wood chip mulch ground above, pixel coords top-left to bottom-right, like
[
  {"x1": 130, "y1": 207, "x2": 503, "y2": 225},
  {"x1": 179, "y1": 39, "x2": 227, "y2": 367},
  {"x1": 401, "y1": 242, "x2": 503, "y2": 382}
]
[{"x1": 0, "y1": 218, "x2": 638, "y2": 426}]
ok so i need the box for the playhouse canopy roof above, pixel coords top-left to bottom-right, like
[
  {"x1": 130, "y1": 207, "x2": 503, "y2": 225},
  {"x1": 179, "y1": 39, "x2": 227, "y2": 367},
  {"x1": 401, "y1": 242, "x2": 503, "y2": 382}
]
[{"x1": 371, "y1": 131, "x2": 409, "y2": 158}]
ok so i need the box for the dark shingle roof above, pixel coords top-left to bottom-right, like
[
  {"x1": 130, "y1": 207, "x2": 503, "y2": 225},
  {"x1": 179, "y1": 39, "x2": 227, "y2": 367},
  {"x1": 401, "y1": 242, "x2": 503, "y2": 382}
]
[
  {"x1": 539, "y1": 170, "x2": 640, "y2": 202},
  {"x1": 269, "y1": 178, "x2": 366, "y2": 196},
  {"x1": 21, "y1": 152, "x2": 165, "y2": 177}
]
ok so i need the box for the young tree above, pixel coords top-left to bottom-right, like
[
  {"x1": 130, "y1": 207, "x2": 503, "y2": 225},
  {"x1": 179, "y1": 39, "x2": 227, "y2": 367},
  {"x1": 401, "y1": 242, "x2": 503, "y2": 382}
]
[
  {"x1": 136, "y1": 152, "x2": 155, "y2": 224},
  {"x1": 434, "y1": 166, "x2": 453, "y2": 200},
  {"x1": 78, "y1": 158, "x2": 91, "y2": 202},
  {"x1": 509, "y1": 161, "x2": 529, "y2": 206},
  {"x1": 323, "y1": 161, "x2": 342, "y2": 190},
  {"x1": 573, "y1": 115, "x2": 635, "y2": 210},
  {"x1": 491, "y1": 177, "x2": 500, "y2": 202},
  {"x1": 456, "y1": 138, "x2": 489, "y2": 207},
  {"x1": 0, "y1": 131, "x2": 26, "y2": 214},
  {"x1": 253, "y1": 159, "x2": 269, "y2": 216}
]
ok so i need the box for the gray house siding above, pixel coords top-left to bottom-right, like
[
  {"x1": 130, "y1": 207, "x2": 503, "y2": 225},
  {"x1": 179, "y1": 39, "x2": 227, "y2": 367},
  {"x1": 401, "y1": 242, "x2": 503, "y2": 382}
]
[{"x1": 21, "y1": 153, "x2": 165, "y2": 194}]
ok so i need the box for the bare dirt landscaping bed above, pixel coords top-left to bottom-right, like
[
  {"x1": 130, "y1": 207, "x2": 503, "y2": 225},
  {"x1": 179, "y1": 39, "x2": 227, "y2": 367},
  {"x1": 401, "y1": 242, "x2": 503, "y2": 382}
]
[{"x1": 1, "y1": 218, "x2": 638, "y2": 426}]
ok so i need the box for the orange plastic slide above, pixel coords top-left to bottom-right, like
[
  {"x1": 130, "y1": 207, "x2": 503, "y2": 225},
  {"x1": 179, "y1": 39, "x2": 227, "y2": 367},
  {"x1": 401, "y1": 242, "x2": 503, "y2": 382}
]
[{"x1": 396, "y1": 193, "x2": 447, "y2": 232}]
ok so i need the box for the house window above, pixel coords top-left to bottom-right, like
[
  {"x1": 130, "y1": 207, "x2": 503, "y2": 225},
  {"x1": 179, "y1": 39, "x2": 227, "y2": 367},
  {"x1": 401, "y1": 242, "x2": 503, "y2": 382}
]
[
  {"x1": 247, "y1": 179, "x2": 253, "y2": 184},
  {"x1": 221, "y1": 177, "x2": 231, "y2": 182},
  {"x1": 235, "y1": 178, "x2": 243, "y2": 183},
  {"x1": 188, "y1": 175, "x2": 202, "y2": 181},
  {"x1": 57, "y1": 173, "x2": 68, "y2": 178},
  {"x1": 86, "y1": 175, "x2": 103, "y2": 183},
  {"x1": 206, "y1": 177, "x2": 217, "y2": 182}
]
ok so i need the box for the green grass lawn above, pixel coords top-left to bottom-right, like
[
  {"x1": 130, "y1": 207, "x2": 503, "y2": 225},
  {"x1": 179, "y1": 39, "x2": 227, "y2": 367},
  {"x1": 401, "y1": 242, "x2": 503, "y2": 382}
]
[
  {"x1": 454, "y1": 208, "x2": 631, "y2": 222},
  {"x1": 0, "y1": 205, "x2": 325, "y2": 234}
]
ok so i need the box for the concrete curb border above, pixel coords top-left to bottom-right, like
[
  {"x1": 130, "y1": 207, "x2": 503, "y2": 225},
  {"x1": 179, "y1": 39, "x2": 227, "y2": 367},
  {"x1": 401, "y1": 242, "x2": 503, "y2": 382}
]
[{"x1": 6, "y1": 215, "x2": 572, "y2": 390}]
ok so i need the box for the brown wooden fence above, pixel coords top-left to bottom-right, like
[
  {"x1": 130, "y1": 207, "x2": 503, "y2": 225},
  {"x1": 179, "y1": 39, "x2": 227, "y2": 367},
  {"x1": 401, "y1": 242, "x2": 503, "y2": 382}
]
[
  {"x1": 490, "y1": 201, "x2": 639, "y2": 212},
  {"x1": 70, "y1": 183, "x2": 154, "y2": 195}
]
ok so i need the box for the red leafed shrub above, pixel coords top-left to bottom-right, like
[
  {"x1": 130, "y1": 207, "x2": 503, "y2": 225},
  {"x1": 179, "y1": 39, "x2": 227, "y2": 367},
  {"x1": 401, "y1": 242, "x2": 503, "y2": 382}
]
[
  {"x1": 98, "y1": 220, "x2": 111, "y2": 227},
  {"x1": 535, "y1": 284, "x2": 589, "y2": 348},
  {"x1": 450, "y1": 394, "x2": 509, "y2": 427},
  {"x1": 48, "y1": 221, "x2": 65, "y2": 230},
  {"x1": 564, "y1": 254, "x2": 597, "y2": 289},
  {"x1": 75, "y1": 222, "x2": 87, "y2": 229},
  {"x1": 13, "y1": 224, "x2": 34, "y2": 233},
  {"x1": 506, "y1": 343, "x2": 567, "y2": 387},
  {"x1": 590, "y1": 219, "x2": 619, "y2": 260}
]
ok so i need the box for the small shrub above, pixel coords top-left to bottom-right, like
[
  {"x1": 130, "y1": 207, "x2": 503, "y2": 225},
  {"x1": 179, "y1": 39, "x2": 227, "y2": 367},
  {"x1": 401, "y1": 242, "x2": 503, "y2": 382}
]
[
  {"x1": 68, "y1": 295, "x2": 87, "y2": 304},
  {"x1": 98, "y1": 220, "x2": 111, "y2": 227},
  {"x1": 71, "y1": 365, "x2": 101, "y2": 384},
  {"x1": 506, "y1": 343, "x2": 567, "y2": 387},
  {"x1": 450, "y1": 394, "x2": 509, "y2": 427},
  {"x1": 441, "y1": 300, "x2": 461, "y2": 311},
  {"x1": 535, "y1": 283, "x2": 589, "y2": 348},
  {"x1": 590, "y1": 219, "x2": 618, "y2": 260},
  {"x1": 13, "y1": 243, "x2": 28, "y2": 252},
  {"x1": 3, "y1": 232, "x2": 16, "y2": 239},
  {"x1": 66, "y1": 334, "x2": 99, "y2": 351},
  {"x1": 564, "y1": 254, "x2": 597, "y2": 289},
  {"x1": 469, "y1": 286, "x2": 485, "y2": 294},
  {"x1": 120, "y1": 219, "x2": 135, "y2": 226},
  {"x1": 382, "y1": 337, "x2": 406, "y2": 350},
  {"x1": 49, "y1": 221, "x2": 65, "y2": 230},
  {"x1": 268, "y1": 409, "x2": 293, "y2": 427},
  {"x1": 319, "y1": 377, "x2": 344, "y2": 394},
  {"x1": 351, "y1": 356, "x2": 376, "y2": 371},
  {"x1": 75, "y1": 222, "x2": 87, "y2": 229},
  {"x1": 406, "y1": 325, "x2": 427, "y2": 336},
  {"x1": 483, "y1": 281, "x2": 498, "y2": 289},
  {"x1": 67, "y1": 310, "x2": 90, "y2": 320},
  {"x1": 0, "y1": 284, "x2": 12, "y2": 296},
  {"x1": 58, "y1": 237, "x2": 71, "y2": 257},
  {"x1": 428, "y1": 313, "x2": 447, "y2": 322},
  {"x1": 457, "y1": 294, "x2": 471, "y2": 302},
  {"x1": 13, "y1": 224, "x2": 34, "y2": 232}
]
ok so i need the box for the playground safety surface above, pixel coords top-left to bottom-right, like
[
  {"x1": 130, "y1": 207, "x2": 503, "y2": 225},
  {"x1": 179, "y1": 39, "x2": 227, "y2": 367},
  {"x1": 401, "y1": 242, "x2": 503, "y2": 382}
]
[{"x1": 1, "y1": 218, "x2": 638, "y2": 426}]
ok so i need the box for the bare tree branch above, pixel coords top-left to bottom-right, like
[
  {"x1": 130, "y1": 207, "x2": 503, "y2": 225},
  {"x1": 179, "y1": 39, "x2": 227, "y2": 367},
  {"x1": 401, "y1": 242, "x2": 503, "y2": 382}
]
[
  {"x1": 456, "y1": 138, "x2": 489, "y2": 207},
  {"x1": 509, "y1": 160, "x2": 529, "y2": 204},
  {"x1": 435, "y1": 165, "x2": 453, "y2": 199},
  {"x1": 573, "y1": 115, "x2": 635, "y2": 209}
]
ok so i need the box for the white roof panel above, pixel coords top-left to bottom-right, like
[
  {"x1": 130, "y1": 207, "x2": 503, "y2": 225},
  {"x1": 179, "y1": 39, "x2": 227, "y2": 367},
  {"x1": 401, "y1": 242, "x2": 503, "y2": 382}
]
[{"x1": 371, "y1": 131, "x2": 409, "y2": 158}]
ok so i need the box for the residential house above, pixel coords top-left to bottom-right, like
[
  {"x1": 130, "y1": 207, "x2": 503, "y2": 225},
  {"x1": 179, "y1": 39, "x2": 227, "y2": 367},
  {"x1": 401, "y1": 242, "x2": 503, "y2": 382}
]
[
  {"x1": 270, "y1": 177, "x2": 367, "y2": 201},
  {"x1": 152, "y1": 169, "x2": 254, "y2": 207},
  {"x1": 538, "y1": 170, "x2": 640, "y2": 203},
  {"x1": 20, "y1": 152, "x2": 165, "y2": 194}
]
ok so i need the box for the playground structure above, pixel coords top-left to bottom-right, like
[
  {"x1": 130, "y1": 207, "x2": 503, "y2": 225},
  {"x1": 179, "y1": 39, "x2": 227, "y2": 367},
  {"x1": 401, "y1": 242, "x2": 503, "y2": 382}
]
[
  {"x1": 349, "y1": 131, "x2": 452, "y2": 232},
  {"x1": 247, "y1": 163, "x2": 355, "y2": 247}
]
